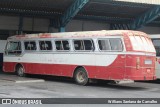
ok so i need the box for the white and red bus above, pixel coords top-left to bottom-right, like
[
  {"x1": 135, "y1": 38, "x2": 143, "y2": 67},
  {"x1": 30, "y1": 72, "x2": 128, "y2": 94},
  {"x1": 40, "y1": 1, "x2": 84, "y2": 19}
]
[
  {"x1": 149, "y1": 34, "x2": 160, "y2": 79},
  {"x1": 3, "y1": 30, "x2": 156, "y2": 85}
]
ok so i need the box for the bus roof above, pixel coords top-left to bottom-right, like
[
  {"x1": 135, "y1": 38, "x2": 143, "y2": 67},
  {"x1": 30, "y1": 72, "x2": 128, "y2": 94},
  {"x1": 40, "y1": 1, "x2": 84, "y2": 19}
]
[{"x1": 8, "y1": 30, "x2": 148, "y2": 40}]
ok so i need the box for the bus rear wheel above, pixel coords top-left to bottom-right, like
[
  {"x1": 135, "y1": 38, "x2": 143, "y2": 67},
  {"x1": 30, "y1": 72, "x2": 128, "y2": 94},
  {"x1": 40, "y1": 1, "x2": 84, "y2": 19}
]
[
  {"x1": 74, "y1": 67, "x2": 88, "y2": 85},
  {"x1": 16, "y1": 66, "x2": 25, "y2": 77}
]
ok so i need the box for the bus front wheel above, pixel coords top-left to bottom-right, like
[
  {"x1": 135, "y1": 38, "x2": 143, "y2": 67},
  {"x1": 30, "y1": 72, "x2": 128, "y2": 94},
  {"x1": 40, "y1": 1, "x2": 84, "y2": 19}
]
[
  {"x1": 16, "y1": 66, "x2": 25, "y2": 77},
  {"x1": 74, "y1": 67, "x2": 88, "y2": 85}
]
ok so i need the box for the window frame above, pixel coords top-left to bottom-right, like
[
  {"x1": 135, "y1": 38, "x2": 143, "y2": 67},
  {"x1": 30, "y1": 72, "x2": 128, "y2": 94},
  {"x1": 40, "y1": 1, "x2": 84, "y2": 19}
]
[{"x1": 72, "y1": 39, "x2": 95, "y2": 52}]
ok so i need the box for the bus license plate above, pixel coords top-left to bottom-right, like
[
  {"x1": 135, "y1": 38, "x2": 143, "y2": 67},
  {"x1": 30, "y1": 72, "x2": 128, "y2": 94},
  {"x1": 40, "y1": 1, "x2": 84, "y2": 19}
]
[{"x1": 145, "y1": 60, "x2": 152, "y2": 65}]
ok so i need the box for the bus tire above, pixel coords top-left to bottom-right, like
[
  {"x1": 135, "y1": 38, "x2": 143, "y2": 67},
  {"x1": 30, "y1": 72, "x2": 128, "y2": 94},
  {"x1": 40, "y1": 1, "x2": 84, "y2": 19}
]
[
  {"x1": 74, "y1": 67, "x2": 88, "y2": 86},
  {"x1": 16, "y1": 65, "x2": 25, "y2": 77}
]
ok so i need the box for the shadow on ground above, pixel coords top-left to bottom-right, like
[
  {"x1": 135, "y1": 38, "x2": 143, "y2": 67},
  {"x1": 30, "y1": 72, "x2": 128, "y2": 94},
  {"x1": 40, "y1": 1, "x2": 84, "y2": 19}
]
[{"x1": 0, "y1": 71, "x2": 153, "y2": 91}]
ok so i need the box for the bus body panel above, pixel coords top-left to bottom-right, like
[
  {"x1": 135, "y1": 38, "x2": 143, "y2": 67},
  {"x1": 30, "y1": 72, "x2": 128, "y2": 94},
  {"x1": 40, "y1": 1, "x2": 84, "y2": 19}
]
[
  {"x1": 3, "y1": 53, "x2": 156, "y2": 81},
  {"x1": 125, "y1": 54, "x2": 156, "y2": 80},
  {"x1": 3, "y1": 53, "x2": 118, "y2": 79}
]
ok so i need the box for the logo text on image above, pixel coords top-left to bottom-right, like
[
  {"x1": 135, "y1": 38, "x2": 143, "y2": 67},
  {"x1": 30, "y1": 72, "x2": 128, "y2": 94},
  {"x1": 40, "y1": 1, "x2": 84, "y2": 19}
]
[{"x1": 2, "y1": 99, "x2": 11, "y2": 104}]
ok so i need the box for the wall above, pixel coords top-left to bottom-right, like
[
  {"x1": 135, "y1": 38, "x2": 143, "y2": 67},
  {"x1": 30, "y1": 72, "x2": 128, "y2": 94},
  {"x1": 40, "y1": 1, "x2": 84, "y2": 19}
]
[
  {"x1": 139, "y1": 26, "x2": 160, "y2": 34},
  {"x1": 0, "y1": 15, "x2": 160, "y2": 36},
  {"x1": 66, "y1": 20, "x2": 110, "y2": 32},
  {"x1": 0, "y1": 15, "x2": 109, "y2": 33},
  {"x1": 0, "y1": 15, "x2": 50, "y2": 32},
  {"x1": 0, "y1": 16, "x2": 19, "y2": 30}
]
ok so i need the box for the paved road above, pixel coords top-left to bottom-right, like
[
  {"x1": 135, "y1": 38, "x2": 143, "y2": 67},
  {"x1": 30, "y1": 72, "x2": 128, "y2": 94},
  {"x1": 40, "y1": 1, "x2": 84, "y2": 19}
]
[{"x1": 0, "y1": 72, "x2": 160, "y2": 98}]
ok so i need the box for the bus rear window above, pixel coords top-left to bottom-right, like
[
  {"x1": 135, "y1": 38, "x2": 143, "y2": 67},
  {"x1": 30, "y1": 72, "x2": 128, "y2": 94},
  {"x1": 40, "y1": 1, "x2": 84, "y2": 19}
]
[{"x1": 129, "y1": 35, "x2": 155, "y2": 52}]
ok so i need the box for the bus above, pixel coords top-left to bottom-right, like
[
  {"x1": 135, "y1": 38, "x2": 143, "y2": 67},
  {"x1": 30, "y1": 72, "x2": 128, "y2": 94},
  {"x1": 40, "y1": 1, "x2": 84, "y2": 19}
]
[
  {"x1": 3, "y1": 30, "x2": 156, "y2": 85},
  {"x1": 0, "y1": 40, "x2": 7, "y2": 69},
  {"x1": 149, "y1": 34, "x2": 160, "y2": 79}
]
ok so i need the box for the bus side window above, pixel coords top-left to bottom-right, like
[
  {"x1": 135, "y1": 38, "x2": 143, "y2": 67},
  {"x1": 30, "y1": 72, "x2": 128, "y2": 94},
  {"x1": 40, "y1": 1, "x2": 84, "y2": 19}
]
[
  {"x1": 62, "y1": 41, "x2": 70, "y2": 50},
  {"x1": 24, "y1": 41, "x2": 37, "y2": 51},
  {"x1": 39, "y1": 41, "x2": 52, "y2": 50},
  {"x1": 74, "y1": 40, "x2": 94, "y2": 51},
  {"x1": 24, "y1": 42, "x2": 30, "y2": 50},
  {"x1": 6, "y1": 41, "x2": 22, "y2": 55},
  {"x1": 74, "y1": 40, "x2": 84, "y2": 50},
  {"x1": 55, "y1": 40, "x2": 70, "y2": 51},
  {"x1": 45, "y1": 41, "x2": 52, "y2": 50},
  {"x1": 98, "y1": 39, "x2": 111, "y2": 51},
  {"x1": 84, "y1": 40, "x2": 94, "y2": 50},
  {"x1": 55, "y1": 41, "x2": 63, "y2": 50},
  {"x1": 109, "y1": 39, "x2": 123, "y2": 51}
]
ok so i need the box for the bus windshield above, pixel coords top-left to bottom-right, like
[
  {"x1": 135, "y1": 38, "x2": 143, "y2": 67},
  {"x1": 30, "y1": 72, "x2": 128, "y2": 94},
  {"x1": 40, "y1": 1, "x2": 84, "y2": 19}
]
[{"x1": 129, "y1": 35, "x2": 155, "y2": 52}]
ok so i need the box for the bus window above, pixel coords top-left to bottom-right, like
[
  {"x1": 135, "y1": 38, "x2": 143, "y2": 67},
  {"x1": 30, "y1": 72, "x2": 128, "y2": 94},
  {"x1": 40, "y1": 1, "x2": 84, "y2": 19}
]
[
  {"x1": 129, "y1": 36, "x2": 139, "y2": 50},
  {"x1": 134, "y1": 36, "x2": 144, "y2": 51},
  {"x1": 98, "y1": 39, "x2": 111, "y2": 51},
  {"x1": 152, "y1": 39, "x2": 160, "y2": 56},
  {"x1": 84, "y1": 40, "x2": 94, "y2": 50},
  {"x1": 6, "y1": 41, "x2": 22, "y2": 55},
  {"x1": 129, "y1": 35, "x2": 155, "y2": 52},
  {"x1": 39, "y1": 41, "x2": 52, "y2": 50},
  {"x1": 74, "y1": 40, "x2": 84, "y2": 50},
  {"x1": 55, "y1": 41, "x2": 62, "y2": 50},
  {"x1": 55, "y1": 40, "x2": 70, "y2": 51},
  {"x1": 74, "y1": 40, "x2": 94, "y2": 51},
  {"x1": 140, "y1": 36, "x2": 155, "y2": 52},
  {"x1": 62, "y1": 41, "x2": 70, "y2": 50},
  {"x1": 24, "y1": 41, "x2": 37, "y2": 51},
  {"x1": 109, "y1": 39, "x2": 123, "y2": 51},
  {"x1": 147, "y1": 38, "x2": 156, "y2": 52}
]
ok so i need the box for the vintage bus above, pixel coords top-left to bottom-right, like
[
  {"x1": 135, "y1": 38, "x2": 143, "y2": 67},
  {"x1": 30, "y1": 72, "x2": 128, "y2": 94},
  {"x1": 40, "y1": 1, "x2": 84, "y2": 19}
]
[
  {"x1": 3, "y1": 30, "x2": 156, "y2": 85},
  {"x1": 149, "y1": 34, "x2": 160, "y2": 79}
]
